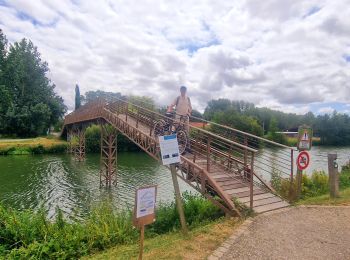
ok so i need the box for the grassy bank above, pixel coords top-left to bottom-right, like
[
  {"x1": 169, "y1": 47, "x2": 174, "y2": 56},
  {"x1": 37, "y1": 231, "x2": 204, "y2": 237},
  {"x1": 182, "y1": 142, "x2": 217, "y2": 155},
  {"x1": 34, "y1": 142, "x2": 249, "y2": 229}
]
[
  {"x1": 0, "y1": 192, "x2": 225, "y2": 259},
  {"x1": 298, "y1": 187, "x2": 350, "y2": 206},
  {"x1": 85, "y1": 217, "x2": 240, "y2": 260},
  {"x1": 272, "y1": 162, "x2": 350, "y2": 201},
  {"x1": 0, "y1": 137, "x2": 67, "y2": 155}
]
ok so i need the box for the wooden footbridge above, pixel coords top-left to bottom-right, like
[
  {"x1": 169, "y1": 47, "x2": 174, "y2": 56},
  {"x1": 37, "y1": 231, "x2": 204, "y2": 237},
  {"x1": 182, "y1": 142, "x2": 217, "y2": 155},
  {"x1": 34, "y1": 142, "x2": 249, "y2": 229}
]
[{"x1": 62, "y1": 98, "x2": 294, "y2": 216}]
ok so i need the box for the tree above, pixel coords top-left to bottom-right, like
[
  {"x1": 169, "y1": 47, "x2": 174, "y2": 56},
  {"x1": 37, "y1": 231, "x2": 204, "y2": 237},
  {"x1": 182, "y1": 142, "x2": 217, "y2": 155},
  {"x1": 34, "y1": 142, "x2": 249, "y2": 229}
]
[
  {"x1": 75, "y1": 84, "x2": 81, "y2": 110},
  {"x1": 0, "y1": 31, "x2": 66, "y2": 137},
  {"x1": 84, "y1": 90, "x2": 122, "y2": 104},
  {"x1": 0, "y1": 29, "x2": 7, "y2": 82}
]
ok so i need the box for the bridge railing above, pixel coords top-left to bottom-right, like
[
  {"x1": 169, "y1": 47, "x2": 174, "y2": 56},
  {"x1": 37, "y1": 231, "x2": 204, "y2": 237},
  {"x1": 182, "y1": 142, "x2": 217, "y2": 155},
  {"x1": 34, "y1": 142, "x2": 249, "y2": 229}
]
[
  {"x1": 189, "y1": 115, "x2": 296, "y2": 190},
  {"x1": 107, "y1": 97, "x2": 294, "y2": 190}
]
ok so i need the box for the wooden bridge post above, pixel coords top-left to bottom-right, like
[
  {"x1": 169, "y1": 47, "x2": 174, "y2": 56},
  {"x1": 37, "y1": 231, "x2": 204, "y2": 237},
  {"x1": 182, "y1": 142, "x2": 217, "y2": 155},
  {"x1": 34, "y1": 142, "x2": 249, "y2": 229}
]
[
  {"x1": 74, "y1": 125, "x2": 86, "y2": 162},
  {"x1": 67, "y1": 128, "x2": 74, "y2": 154},
  {"x1": 100, "y1": 124, "x2": 118, "y2": 187}
]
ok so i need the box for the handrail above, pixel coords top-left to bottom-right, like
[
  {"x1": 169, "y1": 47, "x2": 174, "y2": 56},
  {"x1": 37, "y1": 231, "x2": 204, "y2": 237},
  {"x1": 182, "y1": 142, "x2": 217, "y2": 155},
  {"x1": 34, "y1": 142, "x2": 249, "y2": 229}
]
[
  {"x1": 190, "y1": 114, "x2": 296, "y2": 150},
  {"x1": 108, "y1": 97, "x2": 258, "y2": 153},
  {"x1": 118, "y1": 95, "x2": 295, "y2": 151}
]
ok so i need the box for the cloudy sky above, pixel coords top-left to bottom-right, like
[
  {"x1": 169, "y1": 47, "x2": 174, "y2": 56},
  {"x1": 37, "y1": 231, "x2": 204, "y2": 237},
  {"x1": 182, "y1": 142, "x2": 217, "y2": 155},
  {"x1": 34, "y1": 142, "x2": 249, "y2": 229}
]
[{"x1": 0, "y1": 0, "x2": 349, "y2": 114}]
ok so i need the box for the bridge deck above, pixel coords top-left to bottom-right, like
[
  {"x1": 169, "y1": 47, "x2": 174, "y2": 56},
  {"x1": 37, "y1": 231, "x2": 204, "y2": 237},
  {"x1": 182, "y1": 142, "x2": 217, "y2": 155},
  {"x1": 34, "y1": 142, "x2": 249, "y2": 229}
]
[{"x1": 116, "y1": 113, "x2": 288, "y2": 213}]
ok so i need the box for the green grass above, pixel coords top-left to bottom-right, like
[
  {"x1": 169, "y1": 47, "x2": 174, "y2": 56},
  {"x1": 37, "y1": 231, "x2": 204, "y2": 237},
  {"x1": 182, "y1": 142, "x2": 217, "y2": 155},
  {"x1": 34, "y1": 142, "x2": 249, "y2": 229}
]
[
  {"x1": 84, "y1": 217, "x2": 241, "y2": 260},
  {"x1": 298, "y1": 187, "x2": 350, "y2": 206},
  {"x1": 0, "y1": 137, "x2": 67, "y2": 155}
]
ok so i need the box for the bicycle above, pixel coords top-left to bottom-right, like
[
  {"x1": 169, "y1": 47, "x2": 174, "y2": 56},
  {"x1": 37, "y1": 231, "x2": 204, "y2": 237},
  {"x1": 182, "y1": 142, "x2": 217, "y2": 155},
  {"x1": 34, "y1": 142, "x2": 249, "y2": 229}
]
[{"x1": 153, "y1": 112, "x2": 189, "y2": 155}]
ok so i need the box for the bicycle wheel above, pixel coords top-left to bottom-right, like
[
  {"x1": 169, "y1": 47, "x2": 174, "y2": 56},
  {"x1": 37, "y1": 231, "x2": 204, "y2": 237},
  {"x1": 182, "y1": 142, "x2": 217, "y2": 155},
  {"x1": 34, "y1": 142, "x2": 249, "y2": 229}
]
[
  {"x1": 153, "y1": 119, "x2": 166, "y2": 137},
  {"x1": 176, "y1": 130, "x2": 188, "y2": 154}
]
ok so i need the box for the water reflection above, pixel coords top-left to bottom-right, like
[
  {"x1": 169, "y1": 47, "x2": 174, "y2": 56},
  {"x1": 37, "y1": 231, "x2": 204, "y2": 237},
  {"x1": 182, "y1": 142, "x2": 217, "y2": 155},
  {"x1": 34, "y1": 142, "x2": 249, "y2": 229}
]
[{"x1": 0, "y1": 153, "x2": 193, "y2": 219}]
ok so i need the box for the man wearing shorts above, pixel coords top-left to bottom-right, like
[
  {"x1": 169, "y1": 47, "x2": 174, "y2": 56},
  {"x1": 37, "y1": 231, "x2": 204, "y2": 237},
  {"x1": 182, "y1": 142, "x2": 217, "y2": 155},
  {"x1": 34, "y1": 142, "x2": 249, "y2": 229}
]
[{"x1": 168, "y1": 86, "x2": 192, "y2": 134}]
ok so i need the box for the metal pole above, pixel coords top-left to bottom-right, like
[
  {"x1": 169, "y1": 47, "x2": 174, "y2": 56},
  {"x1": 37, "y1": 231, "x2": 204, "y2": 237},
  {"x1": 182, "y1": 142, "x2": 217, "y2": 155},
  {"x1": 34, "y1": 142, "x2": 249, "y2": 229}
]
[
  {"x1": 296, "y1": 168, "x2": 302, "y2": 200},
  {"x1": 250, "y1": 152, "x2": 254, "y2": 209},
  {"x1": 207, "y1": 137, "x2": 211, "y2": 172},
  {"x1": 170, "y1": 164, "x2": 188, "y2": 234}
]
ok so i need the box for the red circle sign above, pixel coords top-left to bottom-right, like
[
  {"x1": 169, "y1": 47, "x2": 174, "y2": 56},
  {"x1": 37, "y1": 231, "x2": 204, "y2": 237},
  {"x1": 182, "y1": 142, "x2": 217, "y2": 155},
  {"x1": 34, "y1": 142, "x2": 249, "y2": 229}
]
[{"x1": 297, "y1": 151, "x2": 310, "y2": 170}]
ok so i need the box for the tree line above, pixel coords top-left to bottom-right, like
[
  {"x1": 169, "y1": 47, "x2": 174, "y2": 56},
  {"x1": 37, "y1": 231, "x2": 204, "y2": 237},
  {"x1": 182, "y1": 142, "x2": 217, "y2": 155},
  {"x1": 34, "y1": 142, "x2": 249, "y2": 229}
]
[
  {"x1": 203, "y1": 98, "x2": 350, "y2": 146},
  {"x1": 0, "y1": 29, "x2": 66, "y2": 137}
]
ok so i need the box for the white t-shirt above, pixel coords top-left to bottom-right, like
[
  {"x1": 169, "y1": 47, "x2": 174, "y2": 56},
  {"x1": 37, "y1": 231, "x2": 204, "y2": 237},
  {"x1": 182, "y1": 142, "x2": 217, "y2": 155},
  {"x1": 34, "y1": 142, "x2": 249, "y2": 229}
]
[{"x1": 173, "y1": 95, "x2": 192, "y2": 116}]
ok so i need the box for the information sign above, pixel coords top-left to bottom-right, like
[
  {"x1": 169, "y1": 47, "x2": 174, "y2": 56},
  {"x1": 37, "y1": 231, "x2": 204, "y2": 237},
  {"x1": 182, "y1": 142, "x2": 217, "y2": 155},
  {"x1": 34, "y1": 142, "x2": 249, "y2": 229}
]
[
  {"x1": 297, "y1": 126, "x2": 313, "y2": 151},
  {"x1": 133, "y1": 185, "x2": 157, "y2": 227},
  {"x1": 159, "y1": 134, "x2": 181, "y2": 165}
]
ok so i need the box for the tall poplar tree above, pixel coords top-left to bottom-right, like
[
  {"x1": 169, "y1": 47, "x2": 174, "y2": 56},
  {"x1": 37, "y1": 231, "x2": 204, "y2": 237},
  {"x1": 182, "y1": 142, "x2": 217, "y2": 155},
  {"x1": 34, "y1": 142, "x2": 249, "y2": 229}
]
[{"x1": 75, "y1": 84, "x2": 81, "y2": 110}]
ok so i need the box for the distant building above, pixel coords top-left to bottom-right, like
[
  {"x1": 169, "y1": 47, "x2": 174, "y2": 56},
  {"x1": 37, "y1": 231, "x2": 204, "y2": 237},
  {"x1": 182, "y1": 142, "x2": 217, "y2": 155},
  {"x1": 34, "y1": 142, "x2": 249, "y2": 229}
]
[{"x1": 276, "y1": 131, "x2": 298, "y2": 138}]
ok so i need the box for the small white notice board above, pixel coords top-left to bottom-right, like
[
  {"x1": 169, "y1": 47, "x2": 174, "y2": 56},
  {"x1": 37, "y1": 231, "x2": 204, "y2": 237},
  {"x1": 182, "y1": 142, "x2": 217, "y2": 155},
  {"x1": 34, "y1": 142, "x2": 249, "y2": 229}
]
[
  {"x1": 136, "y1": 186, "x2": 156, "y2": 218},
  {"x1": 159, "y1": 134, "x2": 181, "y2": 165}
]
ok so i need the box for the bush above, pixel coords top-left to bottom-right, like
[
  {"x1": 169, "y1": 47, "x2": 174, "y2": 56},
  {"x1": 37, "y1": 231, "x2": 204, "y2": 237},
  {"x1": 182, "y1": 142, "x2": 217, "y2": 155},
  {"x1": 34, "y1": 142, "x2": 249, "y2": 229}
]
[{"x1": 0, "y1": 193, "x2": 224, "y2": 259}]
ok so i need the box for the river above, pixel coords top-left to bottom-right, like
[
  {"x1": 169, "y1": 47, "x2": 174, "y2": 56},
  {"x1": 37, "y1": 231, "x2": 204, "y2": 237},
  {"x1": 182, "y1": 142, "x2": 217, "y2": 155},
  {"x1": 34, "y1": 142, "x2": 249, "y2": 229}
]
[{"x1": 0, "y1": 146, "x2": 349, "y2": 219}]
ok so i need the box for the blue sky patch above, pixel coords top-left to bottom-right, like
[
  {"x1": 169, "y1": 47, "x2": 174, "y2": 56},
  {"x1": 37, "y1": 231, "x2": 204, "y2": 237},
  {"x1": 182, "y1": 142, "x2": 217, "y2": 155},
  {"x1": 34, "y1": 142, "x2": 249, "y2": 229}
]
[
  {"x1": 344, "y1": 54, "x2": 350, "y2": 63},
  {"x1": 310, "y1": 102, "x2": 349, "y2": 115},
  {"x1": 16, "y1": 11, "x2": 58, "y2": 28},
  {"x1": 303, "y1": 6, "x2": 322, "y2": 18},
  {"x1": 178, "y1": 38, "x2": 220, "y2": 54}
]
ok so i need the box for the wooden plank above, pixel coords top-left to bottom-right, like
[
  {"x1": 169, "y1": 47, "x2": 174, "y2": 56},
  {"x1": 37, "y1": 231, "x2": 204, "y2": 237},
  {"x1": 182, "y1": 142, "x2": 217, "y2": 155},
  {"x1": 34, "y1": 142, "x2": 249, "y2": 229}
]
[
  {"x1": 215, "y1": 176, "x2": 244, "y2": 182},
  {"x1": 222, "y1": 183, "x2": 248, "y2": 191},
  {"x1": 243, "y1": 196, "x2": 282, "y2": 207},
  {"x1": 226, "y1": 186, "x2": 262, "y2": 195},
  {"x1": 232, "y1": 189, "x2": 266, "y2": 198},
  {"x1": 238, "y1": 193, "x2": 275, "y2": 203},
  {"x1": 253, "y1": 201, "x2": 289, "y2": 214},
  {"x1": 212, "y1": 174, "x2": 233, "y2": 179},
  {"x1": 216, "y1": 178, "x2": 244, "y2": 184}
]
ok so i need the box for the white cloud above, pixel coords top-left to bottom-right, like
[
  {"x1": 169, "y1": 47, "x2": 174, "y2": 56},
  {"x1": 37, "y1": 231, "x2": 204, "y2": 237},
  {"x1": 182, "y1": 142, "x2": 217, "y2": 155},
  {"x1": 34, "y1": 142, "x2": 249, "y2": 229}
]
[
  {"x1": 0, "y1": 0, "x2": 349, "y2": 113},
  {"x1": 318, "y1": 106, "x2": 335, "y2": 114}
]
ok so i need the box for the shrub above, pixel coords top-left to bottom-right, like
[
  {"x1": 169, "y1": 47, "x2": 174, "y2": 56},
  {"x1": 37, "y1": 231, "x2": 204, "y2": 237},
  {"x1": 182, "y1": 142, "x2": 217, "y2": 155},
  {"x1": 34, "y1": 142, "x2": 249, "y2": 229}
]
[{"x1": 0, "y1": 193, "x2": 224, "y2": 259}]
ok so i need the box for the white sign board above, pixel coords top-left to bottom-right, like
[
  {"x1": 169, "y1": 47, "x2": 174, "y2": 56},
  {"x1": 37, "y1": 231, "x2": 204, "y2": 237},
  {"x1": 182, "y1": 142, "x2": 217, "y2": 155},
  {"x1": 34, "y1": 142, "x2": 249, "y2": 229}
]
[
  {"x1": 136, "y1": 186, "x2": 156, "y2": 218},
  {"x1": 159, "y1": 134, "x2": 181, "y2": 165}
]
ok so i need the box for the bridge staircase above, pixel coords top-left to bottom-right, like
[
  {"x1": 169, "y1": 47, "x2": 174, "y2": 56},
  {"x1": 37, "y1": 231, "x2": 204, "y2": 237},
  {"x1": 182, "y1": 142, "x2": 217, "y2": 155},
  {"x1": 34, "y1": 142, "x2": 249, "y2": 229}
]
[{"x1": 62, "y1": 98, "x2": 294, "y2": 216}]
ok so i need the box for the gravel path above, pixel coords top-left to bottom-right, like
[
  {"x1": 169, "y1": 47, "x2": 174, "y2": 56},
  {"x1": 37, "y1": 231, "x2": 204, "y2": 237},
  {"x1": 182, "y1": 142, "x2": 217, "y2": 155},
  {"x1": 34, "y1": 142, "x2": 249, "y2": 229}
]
[{"x1": 214, "y1": 206, "x2": 350, "y2": 260}]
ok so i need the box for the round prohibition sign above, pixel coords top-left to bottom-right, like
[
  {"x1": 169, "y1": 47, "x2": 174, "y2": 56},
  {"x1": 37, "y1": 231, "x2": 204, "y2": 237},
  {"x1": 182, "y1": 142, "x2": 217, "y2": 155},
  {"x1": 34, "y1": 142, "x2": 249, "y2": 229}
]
[{"x1": 297, "y1": 151, "x2": 310, "y2": 170}]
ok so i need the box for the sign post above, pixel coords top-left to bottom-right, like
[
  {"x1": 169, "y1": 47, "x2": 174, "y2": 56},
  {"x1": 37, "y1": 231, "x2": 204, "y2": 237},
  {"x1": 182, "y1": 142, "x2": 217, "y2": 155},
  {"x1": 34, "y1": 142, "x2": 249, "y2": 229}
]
[
  {"x1": 159, "y1": 134, "x2": 188, "y2": 234},
  {"x1": 133, "y1": 185, "x2": 157, "y2": 260},
  {"x1": 295, "y1": 125, "x2": 313, "y2": 200},
  {"x1": 296, "y1": 151, "x2": 310, "y2": 199}
]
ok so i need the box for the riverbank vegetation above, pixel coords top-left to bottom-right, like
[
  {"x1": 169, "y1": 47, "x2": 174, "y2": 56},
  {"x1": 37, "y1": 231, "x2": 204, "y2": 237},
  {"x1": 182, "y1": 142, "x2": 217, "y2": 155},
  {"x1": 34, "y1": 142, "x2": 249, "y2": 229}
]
[
  {"x1": 0, "y1": 192, "x2": 224, "y2": 259},
  {"x1": 0, "y1": 137, "x2": 67, "y2": 155},
  {"x1": 203, "y1": 98, "x2": 350, "y2": 146},
  {"x1": 272, "y1": 162, "x2": 350, "y2": 201},
  {"x1": 86, "y1": 217, "x2": 240, "y2": 260}
]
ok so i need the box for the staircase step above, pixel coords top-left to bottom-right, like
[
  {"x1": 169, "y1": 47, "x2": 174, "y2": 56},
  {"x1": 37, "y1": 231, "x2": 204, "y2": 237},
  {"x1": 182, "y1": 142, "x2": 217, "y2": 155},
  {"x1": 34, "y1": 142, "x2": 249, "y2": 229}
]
[
  {"x1": 225, "y1": 186, "x2": 255, "y2": 195},
  {"x1": 222, "y1": 183, "x2": 248, "y2": 190},
  {"x1": 217, "y1": 179, "x2": 244, "y2": 186},
  {"x1": 239, "y1": 193, "x2": 276, "y2": 203},
  {"x1": 232, "y1": 189, "x2": 266, "y2": 198},
  {"x1": 243, "y1": 196, "x2": 282, "y2": 207},
  {"x1": 253, "y1": 201, "x2": 290, "y2": 214}
]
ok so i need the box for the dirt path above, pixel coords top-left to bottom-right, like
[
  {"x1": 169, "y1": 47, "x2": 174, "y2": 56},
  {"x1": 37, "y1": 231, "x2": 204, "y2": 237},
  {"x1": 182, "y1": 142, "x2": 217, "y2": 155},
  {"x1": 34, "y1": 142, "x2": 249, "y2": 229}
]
[{"x1": 210, "y1": 206, "x2": 350, "y2": 260}]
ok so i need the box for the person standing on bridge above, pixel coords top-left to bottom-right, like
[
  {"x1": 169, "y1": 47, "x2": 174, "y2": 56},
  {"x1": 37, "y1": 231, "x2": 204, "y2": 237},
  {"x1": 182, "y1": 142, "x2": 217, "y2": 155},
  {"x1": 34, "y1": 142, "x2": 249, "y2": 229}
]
[{"x1": 167, "y1": 85, "x2": 192, "y2": 134}]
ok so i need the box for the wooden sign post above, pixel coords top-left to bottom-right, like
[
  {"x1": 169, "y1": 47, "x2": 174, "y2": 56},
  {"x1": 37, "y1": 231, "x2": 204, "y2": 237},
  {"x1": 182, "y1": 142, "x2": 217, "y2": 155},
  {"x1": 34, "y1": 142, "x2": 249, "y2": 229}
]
[
  {"x1": 133, "y1": 185, "x2": 157, "y2": 260},
  {"x1": 158, "y1": 134, "x2": 188, "y2": 234}
]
